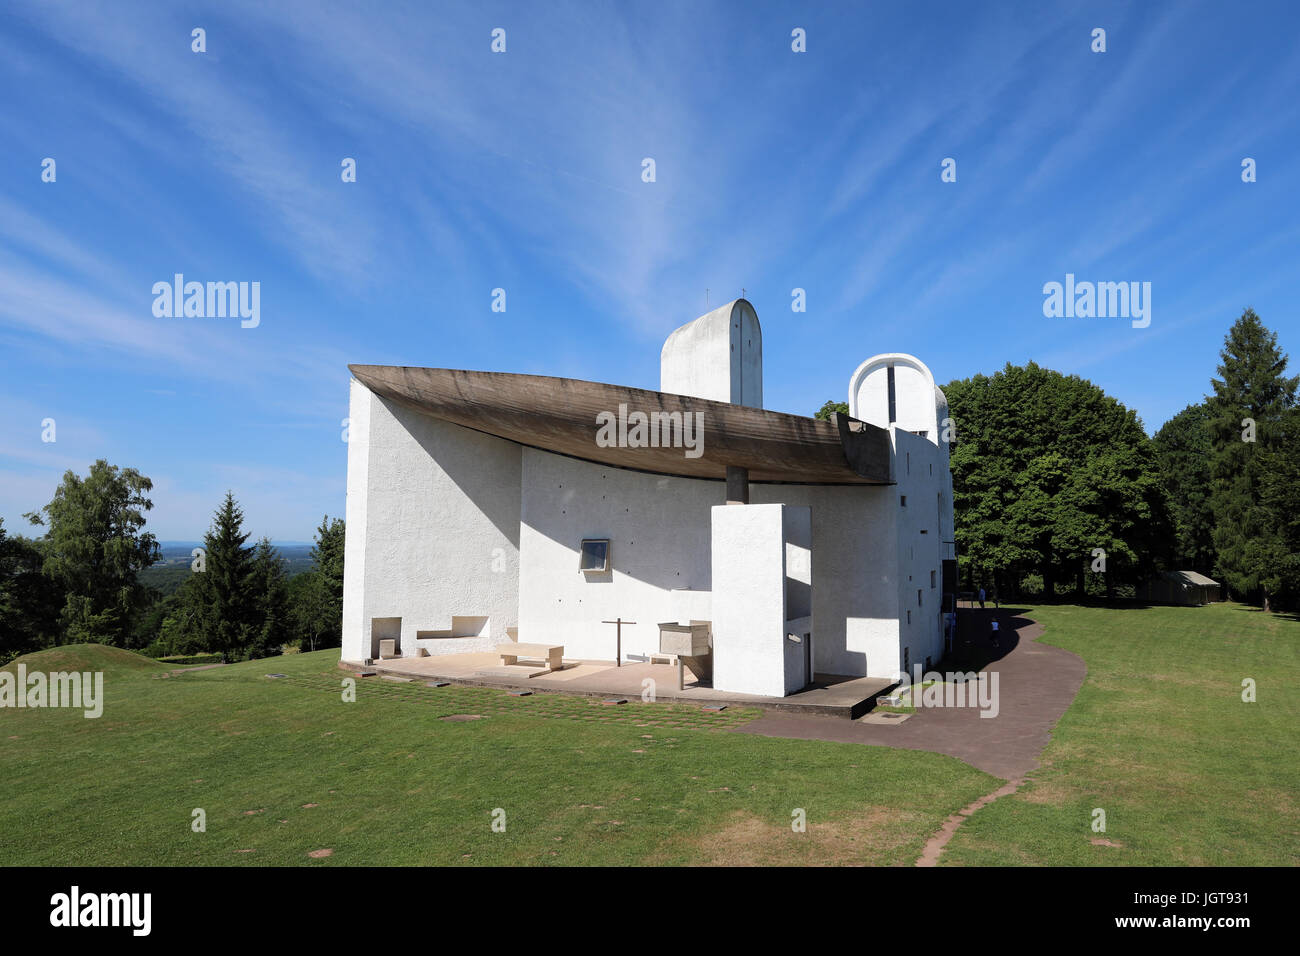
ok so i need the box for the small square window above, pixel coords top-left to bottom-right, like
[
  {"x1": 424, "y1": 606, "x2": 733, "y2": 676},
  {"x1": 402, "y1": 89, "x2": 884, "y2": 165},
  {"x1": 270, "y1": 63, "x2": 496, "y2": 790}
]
[{"x1": 578, "y1": 539, "x2": 610, "y2": 573}]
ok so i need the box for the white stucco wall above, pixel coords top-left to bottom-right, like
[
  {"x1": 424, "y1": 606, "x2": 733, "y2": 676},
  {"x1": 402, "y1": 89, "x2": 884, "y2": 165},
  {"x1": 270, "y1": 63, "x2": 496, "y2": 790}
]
[
  {"x1": 341, "y1": 379, "x2": 373, "y2": 661},
  {"x1": 711, "y1": 504, "x2": 791, "y2": 697},
  {"x1": 849, "y1": 353, "x2": 941, "y2": 440},
  {"x1": 517, "y1": 448, "x2": 720, "y2": 662},
  {"x1": 660, "y1": 299, "x2": 763, "y2": 407},
  {"x1": 515, "y1": 445, "x2": 904, "y2": 682},
  {"x1": 749, "y1": 483, "x2": 900, "y2": 679},
  {"x1": 341, "y1": 382, "x2": 521, "y2": 660}
]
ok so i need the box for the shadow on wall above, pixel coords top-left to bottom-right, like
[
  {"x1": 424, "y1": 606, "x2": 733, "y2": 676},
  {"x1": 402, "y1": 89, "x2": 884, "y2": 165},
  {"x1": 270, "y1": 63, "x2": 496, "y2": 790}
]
[
  {"x1": 523, "y1": 463, "x2": 721, "y2": 595},
  {"x1": 392, "y1": 399, "x2": 522, "y2": 550}
]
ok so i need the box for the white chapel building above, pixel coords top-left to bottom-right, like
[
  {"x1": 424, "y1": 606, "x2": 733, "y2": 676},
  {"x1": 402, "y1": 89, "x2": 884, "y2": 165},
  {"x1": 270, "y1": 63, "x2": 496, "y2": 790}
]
[{"x1": 341, "y1": 299, "x2": 956, "y2": 697}]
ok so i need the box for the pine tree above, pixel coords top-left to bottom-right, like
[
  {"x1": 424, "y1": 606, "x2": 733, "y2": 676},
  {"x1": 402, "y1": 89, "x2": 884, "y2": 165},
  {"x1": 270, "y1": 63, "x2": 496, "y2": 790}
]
[
  {"x1": 184, "y1": 491, "x2": 257, "y2": 661},
  {"x1": 1207, "y1": 309, "x2": 1297, "y2": 604},
  {"x1": 291, "y1": 516, "x2": 346, "y2": 651},
  {"x1": 249, "y1": 538, "x2": 289, "y2": 659},
  {"x1": 1257, "y1": 406, "x2": 1300, "y2": 607}
]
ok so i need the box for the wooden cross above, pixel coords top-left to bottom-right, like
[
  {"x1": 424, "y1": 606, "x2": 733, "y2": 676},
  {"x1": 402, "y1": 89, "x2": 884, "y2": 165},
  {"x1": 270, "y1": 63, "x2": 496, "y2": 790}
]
[{"x1": 601, "y1": 618, "x2": 636, "y2": 667}]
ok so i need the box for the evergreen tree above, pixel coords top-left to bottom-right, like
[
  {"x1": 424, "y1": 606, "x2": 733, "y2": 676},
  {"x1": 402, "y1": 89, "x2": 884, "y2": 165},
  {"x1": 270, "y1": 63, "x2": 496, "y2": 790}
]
[
  {"x1": 1257, "y1": 406, "x2": 1300, "y2": 607},
  {"x1": 1207, "y1": 309, "x2": 1297, "y2": 604},
  {"x1": 23, "y1": 460, "x2": 160, "y2": 644},
  {"x1": 1153, "y1": 403, "x2": 1217, "y2": 573},
  {"x1": 249, "y1": 538, "x2": 289, "y2": 659},
  {"x1": 291, "y1": 516, "x2": 345, "y2": 651},
  {"x1": 183, "y1": 491, "x2": 257, "y2": 661}
]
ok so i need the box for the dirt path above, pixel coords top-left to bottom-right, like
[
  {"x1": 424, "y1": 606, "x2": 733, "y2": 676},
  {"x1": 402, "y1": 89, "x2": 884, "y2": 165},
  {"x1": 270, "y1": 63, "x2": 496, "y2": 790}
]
[
  {"x1": 730, "y1": 610, "x2": 1085, "y2": 864},
  {"x1": 916, "y1": 777, "x2": 1023, "y2": 866}
]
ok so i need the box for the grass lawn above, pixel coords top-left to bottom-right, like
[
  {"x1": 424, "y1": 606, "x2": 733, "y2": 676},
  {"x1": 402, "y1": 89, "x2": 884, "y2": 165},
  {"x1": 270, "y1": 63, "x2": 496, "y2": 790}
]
[
  {"x1": 0, "y1": 646, "x2": 995, "y2": 866},
  {"x1": 5, "y1": 601, "x2": 1294, "y2": 866},
  {"x1": 942, "y1": 601, "x2": 1300, "y2": 866}
]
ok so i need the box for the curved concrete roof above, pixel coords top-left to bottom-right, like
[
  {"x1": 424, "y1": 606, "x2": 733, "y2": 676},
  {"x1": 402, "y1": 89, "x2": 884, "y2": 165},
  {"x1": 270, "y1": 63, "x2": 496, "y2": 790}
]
[{"x1": 349, "y1": 364, "x2": 892, "y2": 485}]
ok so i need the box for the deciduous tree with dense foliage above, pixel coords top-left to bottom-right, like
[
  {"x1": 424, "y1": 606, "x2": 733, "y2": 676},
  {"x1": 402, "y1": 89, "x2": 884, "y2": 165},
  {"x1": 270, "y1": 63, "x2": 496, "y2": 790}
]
[
  {"x1": 1153, "y1": 402, "x2": 1217, "y2": 575},
  {"x1": 23, "y1": 460, "x2": 160, "y2": 644},
  {"x1": 943, "y1": 363, "x2": 1173, "y2": 598},
  {"x1": 0, "y1": 518, "x2": 63, "y2": 660},
  {"x1": 814, "y1": 400, "x2": 849, "y2": 421}
]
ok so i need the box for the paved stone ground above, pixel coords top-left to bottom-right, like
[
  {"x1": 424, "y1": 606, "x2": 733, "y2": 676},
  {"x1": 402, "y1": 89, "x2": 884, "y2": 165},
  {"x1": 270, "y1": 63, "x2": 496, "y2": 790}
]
[{"x1": 730, "y1": 609, "x2": 1086, "y2": 781}]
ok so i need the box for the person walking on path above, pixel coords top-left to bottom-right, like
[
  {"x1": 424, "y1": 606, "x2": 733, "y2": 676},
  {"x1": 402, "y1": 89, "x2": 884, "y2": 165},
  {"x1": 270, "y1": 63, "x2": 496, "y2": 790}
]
[
  {"x1": 990, "y1": 618, "x2": 1000, "y2": 648},
  {"x1": 978, "y1": 586, "x2": 986, "y2": 609}
]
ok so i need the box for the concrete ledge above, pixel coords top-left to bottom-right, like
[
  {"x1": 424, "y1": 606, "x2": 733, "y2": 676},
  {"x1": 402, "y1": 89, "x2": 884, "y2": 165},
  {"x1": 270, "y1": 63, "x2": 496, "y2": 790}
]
[{"x1": 339, "y1": 659, "x2": 896, "y2": 719}]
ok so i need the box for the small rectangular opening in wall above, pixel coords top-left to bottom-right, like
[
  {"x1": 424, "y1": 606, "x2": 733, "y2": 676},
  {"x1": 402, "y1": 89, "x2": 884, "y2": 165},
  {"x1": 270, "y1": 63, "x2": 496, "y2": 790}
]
[
  {"x1": 931, "y1": 570, "x2": 937, "y2": 588},
  {"x1": 579, "y1": 538, "x2": 610, "y2": 573},
  {"x1": 900, "y1": 495, "x2": 907, "y2": 507},
  {"x1": 370, "y1": 616, "x2": 401, "y2": 659},
  {"x1": 887, "y1": 364, "x2": 897, "y2": 423},
  {"x1": 917, "y1": 589, "x2": 923, "y2": 607}
]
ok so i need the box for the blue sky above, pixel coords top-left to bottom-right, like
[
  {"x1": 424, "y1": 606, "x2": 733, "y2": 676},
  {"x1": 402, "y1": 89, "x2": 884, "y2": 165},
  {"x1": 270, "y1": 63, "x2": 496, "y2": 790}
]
[{"x1": 1, "y1": 0, "x2": 1297, "y2": 541}]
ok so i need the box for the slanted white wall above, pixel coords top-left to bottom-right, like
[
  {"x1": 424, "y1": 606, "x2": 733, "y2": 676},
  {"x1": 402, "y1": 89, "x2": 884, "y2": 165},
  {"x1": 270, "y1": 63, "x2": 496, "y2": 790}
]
[
  {"x1": 660, "y1": 299, "x2": 762, "y2": 407},
  {"x1": 340, "y1": 382, "x2": 521, "y2": 660},
  {"x1": 341, "y1": 379, "x2": 372, "y2": 660}
]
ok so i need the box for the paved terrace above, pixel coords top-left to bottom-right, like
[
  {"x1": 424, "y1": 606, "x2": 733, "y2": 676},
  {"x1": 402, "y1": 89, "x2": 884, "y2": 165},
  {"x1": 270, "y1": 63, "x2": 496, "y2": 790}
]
[
  {"x1": 339, "y1": 610, "x2": 1084, "y2": 780},
  {"x1": 340, "y1": 652, "x2": 894, "y2": 719}
]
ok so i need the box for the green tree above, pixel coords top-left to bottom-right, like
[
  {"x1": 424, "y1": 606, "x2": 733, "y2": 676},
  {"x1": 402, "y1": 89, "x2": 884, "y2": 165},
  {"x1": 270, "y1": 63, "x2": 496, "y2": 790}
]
[
  {"x1": 944, "y1": 363, "x2": 1173, "y2": 598},
  {"x1": 24, "y1": 460, "x2": 161, "y2": 644},
  {"x1": 1256, "y1": 406, "x2": 1300, "y2": 607},
  {"x1": 814, "y1": 400, "x2": 849, "y2": 421},
  {"x1": 248, "y1": 538, "x2": 289, "y2": 659},
  {"x1": 1206, "y1": 309, "x2": 1297, "y2": 605},
  {"x1": 1152, "y1": 403, "x2": 1217, "y2": 574},
  {"x1": 183, "y1": 492, "x2": 257, "y2": 661},
  {"x1": 0, "y1": 519, "x2": 63, "y2": 660},
  {"x1": 291, "y1": 516, "x2": 345, "y2": 651}
]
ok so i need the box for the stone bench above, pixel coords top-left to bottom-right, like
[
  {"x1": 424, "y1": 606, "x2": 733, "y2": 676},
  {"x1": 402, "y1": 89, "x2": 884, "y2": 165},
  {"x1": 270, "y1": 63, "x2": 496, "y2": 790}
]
[
  {"x1": 497, "y1": 642, "x2": 564, "y2": 671},
  {"x1": 378, "y1": 639, "x2": 398, "y2": 660}
]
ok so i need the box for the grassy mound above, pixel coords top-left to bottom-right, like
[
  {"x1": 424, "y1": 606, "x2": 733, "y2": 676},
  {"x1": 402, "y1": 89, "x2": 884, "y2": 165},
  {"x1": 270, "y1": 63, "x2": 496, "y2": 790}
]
[{"x1": 2, "y1": 643, "x2": 166, "y2": 676}]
